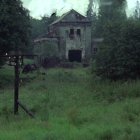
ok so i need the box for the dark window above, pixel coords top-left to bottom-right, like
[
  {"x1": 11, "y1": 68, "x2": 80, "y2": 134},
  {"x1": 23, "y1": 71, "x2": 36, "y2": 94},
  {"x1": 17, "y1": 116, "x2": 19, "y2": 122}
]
[
  {"x1": 69, "y1": 29, "x2": 74, "y2": 39},
  {"x1": 93, "y1": 48, "x2": 98, "y2": 54},
  {"x1": 77, "y1": 29, "x2": 81, "y2": 36},
  {"x1": 70, "y1": 29, "x2": 74, "y2": 35}
]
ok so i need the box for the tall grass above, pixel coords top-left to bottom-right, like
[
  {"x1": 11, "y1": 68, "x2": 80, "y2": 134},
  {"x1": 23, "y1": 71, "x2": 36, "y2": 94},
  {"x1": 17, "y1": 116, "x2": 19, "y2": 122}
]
[{"x1": 0, "y1": 66, "x2": 140, "y2": 139}]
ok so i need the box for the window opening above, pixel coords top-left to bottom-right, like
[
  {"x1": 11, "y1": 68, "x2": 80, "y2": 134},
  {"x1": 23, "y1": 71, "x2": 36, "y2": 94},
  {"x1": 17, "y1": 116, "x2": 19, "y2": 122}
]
[
  {"x1": 69, "y1": 29, "x2": 74, "y2": 39},
  {"x1": 77, "y1": 29, "x2": 81, "y2": 36}
]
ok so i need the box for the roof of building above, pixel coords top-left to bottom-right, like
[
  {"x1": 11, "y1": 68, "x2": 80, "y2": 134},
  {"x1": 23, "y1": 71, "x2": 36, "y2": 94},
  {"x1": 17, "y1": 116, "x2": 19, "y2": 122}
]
[{"x1": 50, "y1": 9, "x2": 90, "y2": 26}]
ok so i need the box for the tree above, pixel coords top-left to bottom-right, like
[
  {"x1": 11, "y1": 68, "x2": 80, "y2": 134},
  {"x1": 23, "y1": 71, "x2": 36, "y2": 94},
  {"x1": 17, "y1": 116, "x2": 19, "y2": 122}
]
[
  {"x1": 87, "y1": 0, "x2": 95, "y2": 20},
  {"x1": 0, "y1": 0, "x2": 31, "y2": 59},
  {"x1": 94, "y1": 0, "x2": 127, "y2": 37},
  {"x1": 31, "y1": 11, "x2": 58, "y2": 40},
  {"x1": 134, "y1": 0, "x2": 140, "y2": 19},
  {"x1": 96, "y1": 20, "x2": 140, "y2": 79},
  {"x1": 86, "y1": 0, "x2": 98, "y2": 38},
  {"x1": 93, "y1": 0, "x2": 140, "y2": 80},
  {"x1": 117, "y1": 20, "x2": 140, "y2": 79},
  {"x1": 31, "y1": 18, "x2": 45, "y2": 39}
]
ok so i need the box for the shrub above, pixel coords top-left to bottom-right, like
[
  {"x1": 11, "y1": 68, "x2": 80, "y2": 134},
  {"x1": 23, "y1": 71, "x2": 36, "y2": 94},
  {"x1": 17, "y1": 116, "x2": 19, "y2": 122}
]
[{"x1": 95, "y1": 20, "x2": 140, "y2": 80}]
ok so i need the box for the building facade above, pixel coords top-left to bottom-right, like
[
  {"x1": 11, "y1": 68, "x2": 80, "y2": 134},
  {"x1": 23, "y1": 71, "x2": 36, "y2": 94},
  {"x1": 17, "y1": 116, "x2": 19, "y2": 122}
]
[{"x1": 34, "y1": 9, "x2": 92, "y2": 63}]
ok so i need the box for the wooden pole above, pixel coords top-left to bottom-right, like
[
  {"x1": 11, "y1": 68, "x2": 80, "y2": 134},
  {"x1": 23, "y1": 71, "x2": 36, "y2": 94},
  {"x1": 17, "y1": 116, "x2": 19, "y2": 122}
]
[
  {"x1": 0, "y1": 54, "x2": 37, "y2": 116},
  {"x1": 14, "y1": 56, "x2": 19, "y2": 114}
]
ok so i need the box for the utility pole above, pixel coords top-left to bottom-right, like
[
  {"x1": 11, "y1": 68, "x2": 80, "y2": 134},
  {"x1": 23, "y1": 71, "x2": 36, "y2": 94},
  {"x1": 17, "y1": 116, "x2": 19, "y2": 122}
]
[
  {"x1": 14, "y1": 55, "x2": 19, "y2": 114},
  {"x1": 0, "y1": 54, "x2": 37, "y2": 117}
]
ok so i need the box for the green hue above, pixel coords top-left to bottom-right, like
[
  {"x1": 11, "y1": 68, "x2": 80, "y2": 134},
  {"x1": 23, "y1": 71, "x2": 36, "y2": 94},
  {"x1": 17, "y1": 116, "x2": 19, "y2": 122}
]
[{"x1": 0, "y1": 66, "x2": 140, "y2": 139}]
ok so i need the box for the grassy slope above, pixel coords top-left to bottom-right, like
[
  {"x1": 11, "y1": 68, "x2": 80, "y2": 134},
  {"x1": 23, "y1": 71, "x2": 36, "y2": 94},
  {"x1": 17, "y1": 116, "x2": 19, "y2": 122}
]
[{"x1": 0, "y1": 66, "x2": 140, "y2": 140}]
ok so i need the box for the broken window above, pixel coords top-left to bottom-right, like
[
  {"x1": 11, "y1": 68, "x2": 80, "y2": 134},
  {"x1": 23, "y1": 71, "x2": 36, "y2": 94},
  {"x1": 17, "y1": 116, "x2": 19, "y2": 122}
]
[{"x1": 77, "y1": 29, "x2": 81, "y2": 36}]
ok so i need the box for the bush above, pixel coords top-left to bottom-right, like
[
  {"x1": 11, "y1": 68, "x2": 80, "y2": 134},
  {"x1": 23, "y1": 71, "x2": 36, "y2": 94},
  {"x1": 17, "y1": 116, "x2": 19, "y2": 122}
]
[
  {"x1": 42, "y1": 56, "x2": 60, "y2": 68},
  {"x1": 95, "y1": 20, "x2": 140, "y2": 80}
]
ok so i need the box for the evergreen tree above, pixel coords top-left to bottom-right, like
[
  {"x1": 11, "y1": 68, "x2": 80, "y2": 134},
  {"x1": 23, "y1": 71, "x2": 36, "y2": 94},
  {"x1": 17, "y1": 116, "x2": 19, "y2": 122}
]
[
  {"x1": 87, "y1": 0, "x2": 94, "y2": 20},
  {"x1": 87, "y1": 0, "x2": 98, "y2": 38},
  {"x1": 134, "y1": 0, "x2": 140, "y2": 19},
  {"x1": 94, "y1": 0, "x2": 126, "y2": 37}
]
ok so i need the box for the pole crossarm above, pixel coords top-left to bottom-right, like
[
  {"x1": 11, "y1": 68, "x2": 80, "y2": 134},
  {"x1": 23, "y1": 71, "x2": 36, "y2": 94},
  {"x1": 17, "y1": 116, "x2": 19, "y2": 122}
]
[{"x1": 0, "y1": 54, "x2": 37, "y2": 57}]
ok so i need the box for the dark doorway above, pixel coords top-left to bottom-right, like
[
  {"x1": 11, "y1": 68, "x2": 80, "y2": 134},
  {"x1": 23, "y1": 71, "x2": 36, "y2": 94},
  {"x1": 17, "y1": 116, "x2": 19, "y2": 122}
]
[{"x1": 68, "y1": 50, "x2": 82, "y2": 62}]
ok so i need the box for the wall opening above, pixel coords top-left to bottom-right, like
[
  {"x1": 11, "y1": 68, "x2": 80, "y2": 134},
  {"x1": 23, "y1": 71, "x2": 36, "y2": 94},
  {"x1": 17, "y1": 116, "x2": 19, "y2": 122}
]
[
  {"x1": 68, "y1": 50, "x2": 82, "y2": 62},
  {"x1": 70, "y1": 29, "x2": 74, "y2": 35},
  {"x1": 77, "y1": 29, "x2": 81, "y2": 36},
  {"x1": 93, "y1": 48, "x2": 98, "y2": 54},
  {"x1": 69, "y1": 29, "x2": 74, "y2": 40}
]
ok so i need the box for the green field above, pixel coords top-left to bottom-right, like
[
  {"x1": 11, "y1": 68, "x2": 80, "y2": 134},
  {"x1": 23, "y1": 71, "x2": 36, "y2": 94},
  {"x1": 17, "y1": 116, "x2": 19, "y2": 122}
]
[{"x1": 0, "y1": 66, "x2": 140, "y2": 140}]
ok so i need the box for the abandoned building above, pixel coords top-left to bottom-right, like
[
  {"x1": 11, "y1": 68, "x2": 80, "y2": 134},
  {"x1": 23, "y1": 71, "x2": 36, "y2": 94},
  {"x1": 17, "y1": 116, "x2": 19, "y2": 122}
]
[{"x1": 34, "y1": 9, "x2": 96, "y2": 63}]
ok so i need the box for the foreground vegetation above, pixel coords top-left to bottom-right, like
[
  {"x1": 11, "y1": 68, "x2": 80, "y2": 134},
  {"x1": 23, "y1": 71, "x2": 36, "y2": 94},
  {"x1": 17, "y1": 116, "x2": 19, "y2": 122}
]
[{"x1": 0, "y1": 66, "x2": 140, "y2": 140}]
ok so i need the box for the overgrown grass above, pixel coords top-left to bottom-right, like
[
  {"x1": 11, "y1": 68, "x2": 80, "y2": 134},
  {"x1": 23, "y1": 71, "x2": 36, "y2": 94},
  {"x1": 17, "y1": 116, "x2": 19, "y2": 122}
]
[
  {"x1": 0, "y1": 65, "x2": 14, "y2": 88},
  {"x1": 0, "y1": 66, "x2": 140, "y2": 140}
]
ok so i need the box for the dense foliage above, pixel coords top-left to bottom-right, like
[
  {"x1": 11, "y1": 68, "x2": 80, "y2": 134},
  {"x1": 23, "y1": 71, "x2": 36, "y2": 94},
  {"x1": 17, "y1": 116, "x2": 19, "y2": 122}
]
[
  {"x1": 31, "y1": 13, "x2": 58, "y2": 39},
  {"x1": 0, "y1": 0, "x2": 31, "y2": 53},
  {"x1": 94, "y1": 0, "x2": 140, "y2": 79},
  {"x1": 0, "y1": 0, "x2": 31, "y2": 65}
]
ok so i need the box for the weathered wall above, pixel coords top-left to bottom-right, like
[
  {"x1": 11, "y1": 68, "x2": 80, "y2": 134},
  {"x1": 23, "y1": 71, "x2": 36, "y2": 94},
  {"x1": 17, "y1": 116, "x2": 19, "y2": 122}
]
[
  {"x1": 34, "y1": 38, "x2": 59, "y2": 65},
  {"x1": 57, "y1": 25, "x2": 91, "y2": 61},
  {"x1": 35, "y1": 10, "x2": 92, "y2": 63},
  {"x1": 84, "y1": 26, "x2": 92, "y2": 60}
]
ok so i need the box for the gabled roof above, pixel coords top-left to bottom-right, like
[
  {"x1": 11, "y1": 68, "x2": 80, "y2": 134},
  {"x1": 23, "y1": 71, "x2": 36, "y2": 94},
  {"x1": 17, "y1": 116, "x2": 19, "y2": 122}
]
[{"x1": 50, "y1": 9, "x2": 89, "y2": 26}]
